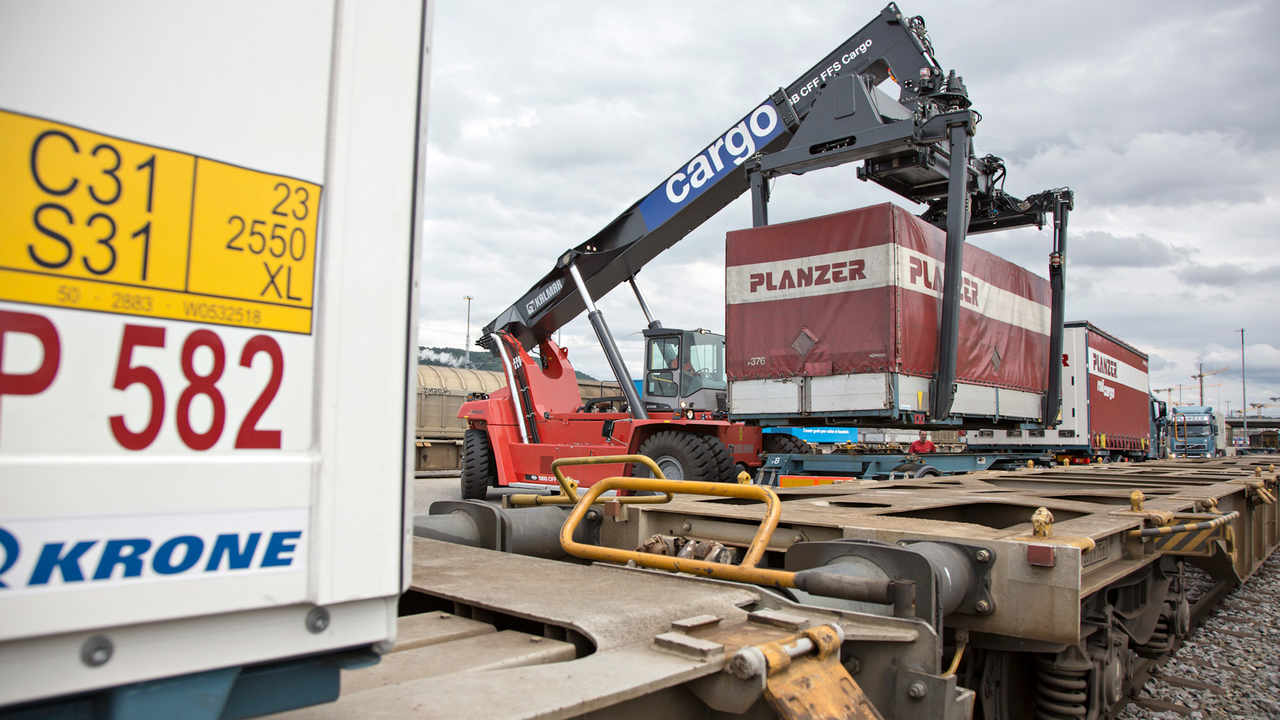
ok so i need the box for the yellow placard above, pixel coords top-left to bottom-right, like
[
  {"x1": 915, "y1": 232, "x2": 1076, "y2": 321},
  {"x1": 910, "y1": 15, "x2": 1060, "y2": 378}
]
[
  {"x1": 187, "y1": 159, "x2": 318, "y2": 308},
  {"x1": 0, "y1": 108, "x2": 320, "y2": 334}
]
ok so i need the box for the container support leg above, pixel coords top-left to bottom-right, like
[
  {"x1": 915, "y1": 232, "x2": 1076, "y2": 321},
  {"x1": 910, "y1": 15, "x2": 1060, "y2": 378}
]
[
  {"x1": 1042, "y1": 191, "x2": 1072, "y2": 425},
  {"x1": 750, "y1": 165, "x2": 770, "y2": 227},
  {"x1": 930, "y1": 122, "x2": 971, "y2": 420}
]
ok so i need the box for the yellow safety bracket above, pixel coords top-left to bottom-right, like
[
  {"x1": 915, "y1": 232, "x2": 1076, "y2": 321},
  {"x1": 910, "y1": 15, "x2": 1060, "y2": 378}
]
[
  {"x1": 506, "y1": 454, "x2": 675, "y2": 507},
  {"x1": 560, "y1": 475, "x2": 798, "y2": 587}
]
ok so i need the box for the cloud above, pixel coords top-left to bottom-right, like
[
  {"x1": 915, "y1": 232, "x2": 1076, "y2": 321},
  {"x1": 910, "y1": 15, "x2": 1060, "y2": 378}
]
[
  {"x1": 1201, "y1": 343, "x2": 1280, "y2": 392},
  {"x1": 1069, "y1": 231, "x2": 1188, "y2": 268},
  {"x1": 972, "y1": 229, "x2": 1188, "y2": 274},
  {"x1": 1015, "y1": 131, "x2": 1276, "y2": 208},
  {"x1": 419, "y1": 0, "x2": 1280, "y2": 410},
  {"x1": 1176, "y1": 262, "x2": 1280, "y2": 287},
  {"x1": 949, "y1": 2, "x2": 1280, "y2": 160}
]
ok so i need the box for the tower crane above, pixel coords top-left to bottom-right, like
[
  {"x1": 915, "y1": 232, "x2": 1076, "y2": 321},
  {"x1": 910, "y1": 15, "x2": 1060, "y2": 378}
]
[
  {"x1": 1248, "y1": 401, "x2": 1280, "y2": 417},
  {"x1": 1191, "y1": 363, "x2": 1229, "y2": 405},
  {"x1": 1152, "y1": 383, "x2": 1196, "y2": 407}
]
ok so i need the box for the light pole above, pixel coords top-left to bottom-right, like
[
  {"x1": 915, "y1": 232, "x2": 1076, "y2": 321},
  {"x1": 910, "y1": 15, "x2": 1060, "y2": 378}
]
[
  {"x1": 464, "y1": 295, "x2": 474, "y2": 369},
  {"x1": 1239, "y1": 328, "x2": 1247, "y2": 446}
]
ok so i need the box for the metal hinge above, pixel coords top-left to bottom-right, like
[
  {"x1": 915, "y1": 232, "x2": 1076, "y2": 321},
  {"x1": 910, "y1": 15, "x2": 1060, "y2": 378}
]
[{"x1": 728, "y1": 624, "x2": 884, "y2": 720}]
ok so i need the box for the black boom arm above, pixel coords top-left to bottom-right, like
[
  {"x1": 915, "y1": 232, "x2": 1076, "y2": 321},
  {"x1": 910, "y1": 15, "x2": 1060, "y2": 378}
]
[{"x1": 480, "y1": 3, "x2": 945, "y2": 352}]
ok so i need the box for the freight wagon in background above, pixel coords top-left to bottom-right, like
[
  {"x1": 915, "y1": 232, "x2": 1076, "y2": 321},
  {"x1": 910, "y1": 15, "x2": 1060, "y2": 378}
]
[
  {"x1": 968, "y1": 321, "x2": 1156, "y2": 461},
  {"x1": 414, "y1": 366, "x2": 617, "y2": 471}
]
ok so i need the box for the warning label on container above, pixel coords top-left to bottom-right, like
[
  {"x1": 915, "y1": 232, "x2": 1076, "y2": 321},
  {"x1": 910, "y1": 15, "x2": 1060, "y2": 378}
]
[{"x1": 0, "y1": 108, "x2": 321, "y2": 334}]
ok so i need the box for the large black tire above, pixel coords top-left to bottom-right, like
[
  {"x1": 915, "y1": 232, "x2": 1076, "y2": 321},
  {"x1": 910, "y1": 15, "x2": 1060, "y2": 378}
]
[
  {"x1": 460, "y1": 429, "x2": 497, "y2": 500},
  {"x1": 698, "y1": 434, "x2": 738, "y2": 483},
  {"x1": 763, "y1": 432, "x2": 812, "y2": 456},
  {"x1": 637, "y1": 431, "x2": 722, "y2": 483},
  {"x1": 889, "y1": 462, "x2": 941, "y2": 478}
]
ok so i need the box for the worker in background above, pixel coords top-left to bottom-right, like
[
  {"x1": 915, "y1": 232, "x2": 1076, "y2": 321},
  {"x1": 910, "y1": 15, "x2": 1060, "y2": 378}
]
[{"x1": 909, "y1": 430, "x2": 936, "y2": 454}]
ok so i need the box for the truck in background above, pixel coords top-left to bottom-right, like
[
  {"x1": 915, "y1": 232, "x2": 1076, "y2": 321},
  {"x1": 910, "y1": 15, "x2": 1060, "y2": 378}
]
[
  {"x1": 1171, "y1": 406, "x2": 1226, "y2": 457},
  {"x1": 966, "y1": 322, "x2": 1154, "y2": 462}
]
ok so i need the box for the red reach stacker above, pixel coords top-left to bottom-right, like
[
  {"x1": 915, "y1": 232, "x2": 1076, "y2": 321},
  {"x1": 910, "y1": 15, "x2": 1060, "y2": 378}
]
[{"x1": 458, "y1": 4, "x2": 1073, "y2": 498}]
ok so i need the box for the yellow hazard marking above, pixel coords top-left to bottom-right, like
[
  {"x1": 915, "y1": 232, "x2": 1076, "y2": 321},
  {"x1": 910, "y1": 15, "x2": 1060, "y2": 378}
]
[
  {"x1": 1152, "y1": 526, "x2": 1219, "y2": 556},
  {"x1": 0, "y1": 108, "x2": 320, "y2": 334}
]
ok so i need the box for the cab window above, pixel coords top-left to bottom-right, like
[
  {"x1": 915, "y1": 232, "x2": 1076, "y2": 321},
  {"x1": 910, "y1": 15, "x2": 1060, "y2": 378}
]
[
  {"x1": 682, "y1": 333, "x2": 726, "y2": 394},
  {"x1": 645, "y1": 336, "x2": 680, "y2": 397}
]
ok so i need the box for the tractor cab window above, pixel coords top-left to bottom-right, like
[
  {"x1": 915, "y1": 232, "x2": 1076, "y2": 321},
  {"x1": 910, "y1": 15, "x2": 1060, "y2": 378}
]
[
  {"x1": 645, "y1": 336, "x2": 680, "y2": 398},
  {"x1": 682, "y1": 332, "x2": 726, "y2": 395}
]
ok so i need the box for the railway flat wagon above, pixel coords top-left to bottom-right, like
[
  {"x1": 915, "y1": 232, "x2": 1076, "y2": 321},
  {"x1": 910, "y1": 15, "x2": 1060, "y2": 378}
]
[{"x1": 587, "y1": 455, "x2": 1280, "y2": 720}]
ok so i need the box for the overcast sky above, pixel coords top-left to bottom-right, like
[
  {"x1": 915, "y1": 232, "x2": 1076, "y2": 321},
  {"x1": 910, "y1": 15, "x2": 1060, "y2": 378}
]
[{"x1": 419, "y1": 0, "x2": 1280, "y2": 416}]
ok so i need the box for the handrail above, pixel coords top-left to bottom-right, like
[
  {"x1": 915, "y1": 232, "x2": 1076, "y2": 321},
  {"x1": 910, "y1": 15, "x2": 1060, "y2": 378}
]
[
  {"x1": 506, "y1": 454, "x2": 675, "y2": 507},
  {"x1": 562, "y1": 476, "x2": 782, "y2": 569},
  {"x1": 1127, "y1": 510, "x2": 1239, "y2": 539},
  {"x1": 557, "y1": 474, "x2": 914, "y2": 610},
  {"x1": 1172, "y1": 415, "x2": 1187, "y2": 448}
]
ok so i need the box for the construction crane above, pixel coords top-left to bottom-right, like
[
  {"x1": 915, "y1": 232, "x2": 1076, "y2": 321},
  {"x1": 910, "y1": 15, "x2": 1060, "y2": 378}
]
[
  {"x1": 1191, "y1": 363, "x2": 1229, "y2": 405},
  {"x1": 1248, "y1": 401, "x2": 1279, "y2": 417},
  {"x1": 1153, "y1": 383, "x2": 1196, "y2": 406}
]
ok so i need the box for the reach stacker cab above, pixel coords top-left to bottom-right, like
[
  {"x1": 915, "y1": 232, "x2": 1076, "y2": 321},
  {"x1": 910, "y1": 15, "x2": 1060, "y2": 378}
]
[{"x1": 641, "y1": 328, "x2": 728, "y2": 415}]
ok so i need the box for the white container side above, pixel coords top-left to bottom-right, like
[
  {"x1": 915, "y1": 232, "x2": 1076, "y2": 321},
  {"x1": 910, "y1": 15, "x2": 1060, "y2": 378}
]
[{"x1": 0, "y1": 0, "x2": 431, "y2": 704}]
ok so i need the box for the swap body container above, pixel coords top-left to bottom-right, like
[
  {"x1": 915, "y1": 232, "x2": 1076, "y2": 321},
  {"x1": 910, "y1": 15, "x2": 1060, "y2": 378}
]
[
  {"x1": 726, "y1": 203, "x2": 1051, "y2": 427},
  {"x1": 0, "y1": 0, "x2": 430, "y2": 708},
  {"x1": 970, "y1": 322, "x2": 1153, "y2": 457}
]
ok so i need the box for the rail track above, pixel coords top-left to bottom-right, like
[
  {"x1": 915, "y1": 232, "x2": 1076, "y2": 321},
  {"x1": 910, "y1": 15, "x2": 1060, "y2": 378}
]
[{"x1": 1120, "y1": 554, "x2": 1280, "y2": 719}]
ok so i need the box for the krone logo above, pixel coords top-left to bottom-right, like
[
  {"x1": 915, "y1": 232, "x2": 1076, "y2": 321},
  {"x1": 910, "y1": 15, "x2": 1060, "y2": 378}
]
[{"x1": 0, "y1": 527, "x2": 19, "y2": 589}]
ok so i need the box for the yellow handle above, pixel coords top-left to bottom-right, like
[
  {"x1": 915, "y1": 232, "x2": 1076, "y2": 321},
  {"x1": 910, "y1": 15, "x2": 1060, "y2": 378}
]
[
  {"x1": 559, "y1": 475, "x2": 798, "y2": 588},
  {"x1": 506, "y1": 454, "x2": 675, "y2": 507}
]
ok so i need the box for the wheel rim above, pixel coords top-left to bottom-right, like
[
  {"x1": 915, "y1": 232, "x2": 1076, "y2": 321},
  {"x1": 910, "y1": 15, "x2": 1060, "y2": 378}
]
[{"x1": 653, "y1": 454, "x2": 684, "y2": 480}]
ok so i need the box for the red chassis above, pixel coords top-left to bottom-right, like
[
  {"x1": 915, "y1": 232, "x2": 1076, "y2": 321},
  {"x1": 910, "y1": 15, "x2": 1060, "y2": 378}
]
[{"x1": 459, "y1": 336, "x2": 762, "y2": 490}]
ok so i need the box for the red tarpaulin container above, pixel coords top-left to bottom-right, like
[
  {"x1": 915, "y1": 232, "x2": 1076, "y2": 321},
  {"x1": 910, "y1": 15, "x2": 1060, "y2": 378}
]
[
  {"x1": 968, "y1": 322, "x2": 1153, "y2": 457},
  {"x1": 725, "y1": 203, "x2": 1052, "y2": 424},
  {"x1": 1075, "y1": 324, "x2": 1151, "y2": 448}
]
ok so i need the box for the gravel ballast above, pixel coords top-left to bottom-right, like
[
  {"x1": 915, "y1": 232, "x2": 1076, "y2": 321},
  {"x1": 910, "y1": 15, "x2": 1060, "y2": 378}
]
[{"x1": 1119, "y1": 552, "x2": 1280, "y2": 719}]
